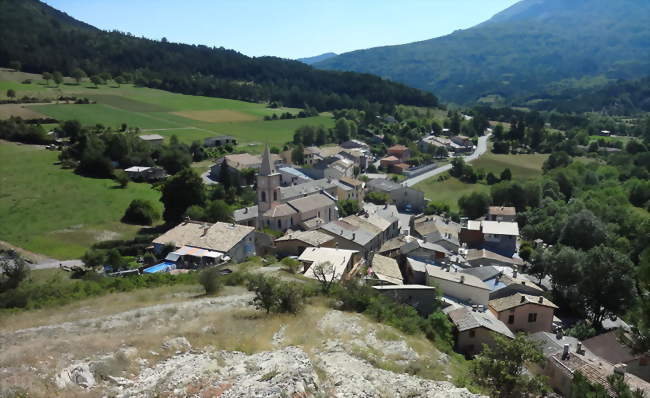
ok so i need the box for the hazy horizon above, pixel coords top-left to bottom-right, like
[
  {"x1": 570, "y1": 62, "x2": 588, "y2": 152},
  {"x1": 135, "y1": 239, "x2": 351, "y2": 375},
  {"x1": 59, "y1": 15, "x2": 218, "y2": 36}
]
[{"x1": 44, "y1": 0, "x2": 520, "y2": 59}]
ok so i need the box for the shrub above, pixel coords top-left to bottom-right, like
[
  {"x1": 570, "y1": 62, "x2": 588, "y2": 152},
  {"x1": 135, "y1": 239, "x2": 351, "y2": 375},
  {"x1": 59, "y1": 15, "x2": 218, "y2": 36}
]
[
  {"x1": 247, "y1": 274, "x2": 305, "y2": 314},
  {"x1": 114, "y1": 170, "x2": 129, "y2": 188},
  {"x1": 122, "y1": 199, "x2": 160, "y2": 225},
  {"x1": 198, "y1": 267, "x2": 222, "y2": 295},
  {"x1": 281, "y1": 257, "x2": 301, "y2": 274}
]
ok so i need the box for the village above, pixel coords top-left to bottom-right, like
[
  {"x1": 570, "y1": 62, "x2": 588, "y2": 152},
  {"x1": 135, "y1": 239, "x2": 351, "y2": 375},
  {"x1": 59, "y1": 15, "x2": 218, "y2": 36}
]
[{"x1": 127, "y1": 129, "x2": 650, "y2": 397}]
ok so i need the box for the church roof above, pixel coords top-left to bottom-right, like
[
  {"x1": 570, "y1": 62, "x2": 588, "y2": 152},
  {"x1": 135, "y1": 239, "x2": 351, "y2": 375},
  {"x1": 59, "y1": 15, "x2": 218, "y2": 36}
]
[{"x1": 260, "y1": 145, "x2": 276, "y2": 176}]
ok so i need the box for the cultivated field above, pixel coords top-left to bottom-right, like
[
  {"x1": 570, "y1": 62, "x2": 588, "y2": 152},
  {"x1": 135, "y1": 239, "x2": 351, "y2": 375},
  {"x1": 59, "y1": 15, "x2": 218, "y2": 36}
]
[
  {"x1": 0, "y1": 141, "x2": 162, "y2": 259},
  {"x1": 0, "y1": 69, "x2": 334, "y2": 148},
  {"x1": 415, "y1": 152, "x2": 549, "y2": 211}
]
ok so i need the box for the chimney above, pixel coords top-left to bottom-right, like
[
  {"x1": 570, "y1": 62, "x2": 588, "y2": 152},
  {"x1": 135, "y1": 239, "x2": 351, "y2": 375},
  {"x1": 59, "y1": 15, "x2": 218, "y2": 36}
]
[
  {"x1": 352, "y1": 233, "x2": 356, "y2": 240},
  {"x1": 522, "y1": 281, "x2": 526, "y2": 286},
  {"x1": 520, "y1": 295, "x2": 526, "y2": 303},
  {"x1": 538, "y1": 296, "x2": 543, "y2": 304},
  {"x1": 563, "y1": 344, "x2": 570, "y2": 359},
  {"x1": 556, "y1": 330, "x2": 564, "y2": 340},
  {"x1": 460, "y1": 275, "x2": 465, "y2": 284},
  {"x1": 513, "y1": 270, "x2": 518, "y2": 278},
  {"x1": 614, "y1": 364, "x2": 627, "y2": 376},
  {"x1": 577, "y1": 342, "x2": 583, "y2": 355},
  {"x1": 244, "y1": 207, "x2": 248, "y2": 214}
]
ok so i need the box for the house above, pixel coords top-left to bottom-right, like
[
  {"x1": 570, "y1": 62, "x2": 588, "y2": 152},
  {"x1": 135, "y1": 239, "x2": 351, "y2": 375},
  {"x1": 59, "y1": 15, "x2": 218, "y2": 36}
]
[
  {"x1": 279, "y1": 179, "x2": 338, "y2": 202},
  {"x1": 339, "y1": 149, "x2": 370, "y2": 171},
  {"x1": 423, "y1": 262, "x2": 491, "y2": 305},
  {"x1": 378, "y1": 235, "x2": 415, "y2": 258},
  {"x1": 489, "y1": 293, "x2": 558, "y2": 334},
  {"x1": 366, "y1": 178, "x2": 425, "y2": 212},
  {"x1": 387, "y1": 145, "x2": 411, "y2": 161},
  {"x1": 401, "y1": 239, "x2": 449, "y2": 265},
  {"x1": 406, "y1": 257, "x2": 429, "y2": 285},
  {"x1": 583, "y1": 331, "x2": 650, "y2": 383},
  {"x1": 366, "y1": 254, "x2": 403, "y2": 285},
  {"x1": 600, "y1": 130, "x2": 613, "y2": 137},
  {"x1": 324, "y1": 158, "x2": 355, "y2": 180},
  {"x1": 278, "y1": 167, "x2": 313, "y2": 187},
  {"x1": 448, "y1": 307, "x2": 514, "y2": 357},
  {"x1": 451, "y1": 135, "x2": 472, "y2": 148},
  {"x1": 203, "y1": 136, "x2": 237, "y2": 147},
  {"x1": 379, "y1": 155, "x2": 401, "y2": 169},
  {"x1": 334, "y1": 177, "x2": 365, "y2": 202},
  {"x1": 210, "y1": 152, "x2": 282, "y2": 184},
  {"x1": 138, "y1": 134, "x2": 165, "y2": 146},
  {"x1": 319, "y1": 214, "x2": 398, "y2": 258},
  {"x1": 274, "y1": 230, "x2": 336, "y2": 257},
  {"x1": 303, "y1": 146, "x2": 323, "y2": 165},
  {"x1": 373, "y1": 285, "x2": 439, "y2": 316},
  {"x1": 299, "y1": 247, "x2": 362, "y2": 281},
  {"x1": 464, "y1": 249, "x2": 524, "y2": 269},
  {"x1": 233, "y1": 205, "x2": 258, "y2": 227},
  {"x1": 488, "y1": 206, "x2": 517, "y2": 222},
  {"x1": 460, "y1": 220, "x2": 520, "y2": 257},
  {"x1": 412, "y1": 215, "x2": 461, "y2": 251},
  {"x1": 152, "y1": 221, "x2": 256, "y2": 263},
  {"x1": 124, "y1": 166, "x2": 167, "y2": 182},
  {"x1": 463, "y1": 266, "x2": 544, "y2": 300},
  {"x1": 341, "y1": 139, "x2": 369, "y2": 150}
]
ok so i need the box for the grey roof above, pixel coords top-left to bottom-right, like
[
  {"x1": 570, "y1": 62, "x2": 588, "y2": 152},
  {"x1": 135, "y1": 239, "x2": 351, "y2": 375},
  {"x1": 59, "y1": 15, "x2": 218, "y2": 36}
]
[
  {"x1": 366, "y1": 178, "x2": 403, "y2": 192},
  {"x1": 461, "y1": 266, "x2": 502, "y2": 282},
  {"x1": 279, "y1": 179, "x2": 336, "y2": 201},
  {"x1": 260, "y1": 145, "x2": 276, "y2": 176},
  {"x1": 407, "y1": 257, "x2": 428, "y2": 273},
  {"x1": 370, "y1": 254, "x2": 403, "y2": 285},
  {"x1": 401, "y1": 239, "x2": 450, "y2": 256},
  {"x1": 528, "y1": 332, "x2": 595, "y2": 359},
  {"x1": 153, "y1": 221, "x2": 254, "y2": 253},
  {"x1": 139, "y1": 134, "x2": 164, "y2": 141},
  {"x1": 287, "y1": 193, "x2": 335, "y2": 213},
  {"x1": 362, "y1": 203, "x2": 400, "y2": 224},
  {"x1": 276, "y1": 230, "x2": 335, "y2": 246},
  {"x1": 234, "y1": 205, "x2": 258, "y2": 222},
  {"x1": 263, "y1": 203, "x2": 298, "y2": 217},
  {"x1": 320, "y1": 217, "x2": 379, "y2": 246},
  {"x1": 448, "y1": 307, "x2": 514, "y2": 338}
]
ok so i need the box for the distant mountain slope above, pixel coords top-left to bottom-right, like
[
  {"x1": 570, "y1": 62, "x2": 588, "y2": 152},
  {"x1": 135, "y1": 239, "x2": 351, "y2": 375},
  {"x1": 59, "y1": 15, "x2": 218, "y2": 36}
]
[
  {"x1": 315, "y1": 0, "x2": 650, "y2": 105},
  {"x1": 0, "y1": 0, "x2": 437, "y2": 110},
  {"x1": 298, "y1": 53, "x2": 338, "y2": 65}
]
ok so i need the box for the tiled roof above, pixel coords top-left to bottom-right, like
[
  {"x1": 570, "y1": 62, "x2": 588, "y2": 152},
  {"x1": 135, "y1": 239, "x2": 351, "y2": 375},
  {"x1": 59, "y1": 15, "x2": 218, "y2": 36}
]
[
  {"x1": 366, "y1": 178, "x2": 402, "y2": 192},
  {"x1": 426, "y1": 265, "x2": 491, "y2": 290},
  {"x1": 153, "y1": 221, "x2": 254, "y2": 253},
  {"x1": 489, "y1": 206, "x2": 517, "y2": 216},
  {"x1": 287, "y1": 193, "x2": 335, "y2": 214},
  {"x1": 582, "y1": 331, "x2": 637, "y2": 365},
  {"x1": 489, "y1": 293, "x2": 558, "y2": 312},
  {"x1": 448, "y1": 307, "x2": 514, "y2": 337},
  {"x1": 276, "y1": 230, "x2": 335, "y2": 247},
  {"x1": 233, "y1": 205, "x2": 258, "y2": 222},
  {"x1": 401, "y1": 239, "x2": 450, "y2": 256},
  {"x1": 263, "y1": 203, "x2": 297, "y2": 218},
  {"x1": 279, "y1": 179, "x2": 336, "y2": 201},
  {"x1": 465, "y1": 249, "x2": 524, "y2": 266},
  {"x1": 300, "y1": 247, "x2": 358, "y2": 281}
]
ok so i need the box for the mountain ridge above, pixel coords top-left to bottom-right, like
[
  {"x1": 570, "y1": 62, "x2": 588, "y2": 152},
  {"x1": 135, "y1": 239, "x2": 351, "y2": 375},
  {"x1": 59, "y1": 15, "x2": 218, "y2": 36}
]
[
  {"x1": 298, "y1": 52, "x2": 338, "y2": 65},
  {"x1": 315, "y1": 0, "x2": 650, "y2": 105}
]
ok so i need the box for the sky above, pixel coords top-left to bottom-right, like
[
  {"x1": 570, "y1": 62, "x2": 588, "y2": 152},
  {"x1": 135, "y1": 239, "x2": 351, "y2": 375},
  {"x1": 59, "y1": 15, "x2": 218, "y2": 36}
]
[{"x1": 45, "y1": 0, "x2": 520, "y2": 59}]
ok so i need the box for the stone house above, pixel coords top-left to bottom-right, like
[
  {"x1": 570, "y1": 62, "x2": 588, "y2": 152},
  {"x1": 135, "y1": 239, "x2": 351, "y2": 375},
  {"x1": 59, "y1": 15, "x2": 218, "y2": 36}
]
[
  {"x1": 488, "y1": 293, "x2": 558, "y2": 334},
  {"x1": 366, "y1": 178, "x2": 425, "y2": 212},
  {"x1": 424, "y1": 264, "x2": 491, "y2": 305},
  {"x1": 448, "y1": 307, "x2": 514, "y2": 357}
]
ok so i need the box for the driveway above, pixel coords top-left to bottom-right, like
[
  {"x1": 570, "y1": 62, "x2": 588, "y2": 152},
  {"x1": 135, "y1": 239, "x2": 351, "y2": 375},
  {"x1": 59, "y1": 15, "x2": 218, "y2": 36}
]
[
  {"x1": 402, "y1": 134, "x2": 490, "y2": 187},
  {"x1": 201, "y1": 171, "x2": 218, "y2": 186}
]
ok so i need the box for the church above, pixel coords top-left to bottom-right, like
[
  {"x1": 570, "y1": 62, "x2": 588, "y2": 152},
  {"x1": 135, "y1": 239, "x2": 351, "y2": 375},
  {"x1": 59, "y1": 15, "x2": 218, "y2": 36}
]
[{"x1": 234, "y1": 146, "x2": 339, "y2": 232}]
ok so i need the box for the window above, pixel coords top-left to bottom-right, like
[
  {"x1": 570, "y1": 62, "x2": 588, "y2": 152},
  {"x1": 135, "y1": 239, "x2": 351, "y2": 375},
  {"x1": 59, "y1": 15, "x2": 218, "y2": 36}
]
[
  {"x1": 508, "y1": 315, "x2": 515, "y2": 324},
  {"x1": 469, "y1": 330, "x2": 476, "y2": 338},
  {"x1": 528, "y1": 313, "x2": 538, "y2": 323},
  {"x1": 278, "y1": 219, "x2": 282, "y2": 229},
  {"x1": 273, "y1": 191, "x2": 277, "y2": 201},
  {"x1": 261, "y1": 192, "x2": 266, "y2": 202}
]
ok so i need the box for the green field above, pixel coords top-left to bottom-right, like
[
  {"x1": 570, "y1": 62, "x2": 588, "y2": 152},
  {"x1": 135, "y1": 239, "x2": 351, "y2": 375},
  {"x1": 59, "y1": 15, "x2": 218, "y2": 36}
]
[
  {"x1": 0, "y1": 70, "x2": 333, "y2": 148},
  {"x1": 415, "y1": 152, "x2": 549, "y2": 211},
  {"x1": 0, "y1": 141, "x2": 162, "y2": 259}
]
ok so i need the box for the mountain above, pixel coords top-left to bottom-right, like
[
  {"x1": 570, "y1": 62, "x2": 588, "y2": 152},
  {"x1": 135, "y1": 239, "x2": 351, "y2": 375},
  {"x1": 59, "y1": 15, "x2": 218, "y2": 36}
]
[
  {"x1": 297, "y1": 52, "x2": 338, "y2": 65},
  {"x1": 315, "y1": 0, "x2": 650, "y2": 105},
  {"x1": 0, "y1": 0, "x2": 438, "y2": 110}
]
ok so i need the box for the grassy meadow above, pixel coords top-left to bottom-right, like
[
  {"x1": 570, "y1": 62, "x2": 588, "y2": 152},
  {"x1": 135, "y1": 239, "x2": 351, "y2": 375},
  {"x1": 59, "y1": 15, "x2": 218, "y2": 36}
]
[
  {"x1": 415, "y1": 152, "x2": 549, "y2": 211},
  {"x1": 0, "y1": 69, "x2": 334, "y2": 148},
  {"x1": 0, "y1": 141, "x2": 162, "y2": 259}
]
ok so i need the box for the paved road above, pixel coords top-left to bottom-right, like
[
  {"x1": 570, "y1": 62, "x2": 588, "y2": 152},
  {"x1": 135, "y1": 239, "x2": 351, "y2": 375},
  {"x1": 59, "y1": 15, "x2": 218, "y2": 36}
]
[{"x1": 402, "y1": 134, "x2": 490, "y2": 187}]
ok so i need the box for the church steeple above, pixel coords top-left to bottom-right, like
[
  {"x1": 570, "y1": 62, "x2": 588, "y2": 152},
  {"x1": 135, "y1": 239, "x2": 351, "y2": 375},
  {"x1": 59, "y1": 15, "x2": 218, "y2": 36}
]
[{"x1": 260, "y1": 145, "x2": 276, "y2": 176}]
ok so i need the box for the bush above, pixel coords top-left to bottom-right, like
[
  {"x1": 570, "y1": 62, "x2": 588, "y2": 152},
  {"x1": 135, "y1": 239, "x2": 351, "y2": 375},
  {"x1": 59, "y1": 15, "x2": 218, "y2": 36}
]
[
  {"x1": 198, "y1": 267, "x2": 222, "y2": 295},
  {"x1": 122, "y1": 199, "x2": 160, "y2": 225},
  {"x1": 114, "y1": 170, "x2": 129, "y2": 188},
  {"x1": 281, "y1": 257, "x2": 301, "y2": 274},
  {"x1": 247, "y1": 274, "x2": 305, "y2": 314}
]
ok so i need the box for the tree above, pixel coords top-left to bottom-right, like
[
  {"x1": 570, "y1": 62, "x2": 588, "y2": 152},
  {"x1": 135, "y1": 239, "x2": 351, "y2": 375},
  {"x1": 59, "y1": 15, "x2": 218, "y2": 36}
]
[
  {"x1": 71, "y1": 68, "x2": 86, "y2": 85},
  {"x1": 366, "y1": 191, "x2": 390, "y2": 205},
  {"x1": 310, "y1": 261, "x2": 338, "y2": 293},
  {"x1": 9, "y1": 61, "x2": 21, "y2": 71},
  {"x1": 42, "y1": 72, "x2": 52, "y2": 86},
  {"x1": 159, "y1": 146, "x2": 192, "y2": 175},
  {"x1": 338, "y1": 200, "x2": 360, "y2": 217},
  {"x1": 471, "y1": 333, "x2": 548, "y2": 398},
  {"x1": 218, "y1": 158, "x2": 232, "y2": 189},
  {"x1": 90, "y1": 75, "x2": 102, "y2": 87},
  {"x1": 52, "y1": 71, "x2": 64, "y2": 86},
  {"x1": 161, "y1": 168, "x2": 205, "y2": 223},
  {"x1": 500, "y1": 168, "x2": 512, "y2": 181},
  {"x1": 204, "y1": 200, "x2": 233, "y2": 223},
  {"x1": 458, "y1": 191, "x2": 490, "y2": 219},
  {"x1": 335, "y1": 118, "x2": 351, "y2": 142},
  {"x1": 486, "y1": 172, "x2": 499, "y2": 185},
  {"x1": 0, "y1": 252, "x2": 29, "y2": 293},
  {"x1": 122, "y1": 199, "x2": 160, "y2": 225},
  {"x1": 579, "y1": 245, "x2": 636, "y2": 328},
  {"x1": 543, "y1": 151, "x2": 572, "y2": 172},
  {"x1": 114, "y1": 76, "x2": 125, "y2": 87},
  {"x1": 198, "y1": 268, "x2": 222, "y2": 295},
  {"x1": 113, "y1": 170, "x2": 129, "y2": 188},
  {"x1": 560, "y1": 209, "x2": 607, "y2": 250},
  {"x1": 291, "y1": 144, "x2": 305, "y2": 165},
  {"x1": 81, "y1": 249, "x2": 106, "y2": 269},
  {"x1": 571, "y1": 372, "x2": 645, "y2": 398},
  {"x1": 6, "y1": 89, "x2": 16, "y2": 99}
]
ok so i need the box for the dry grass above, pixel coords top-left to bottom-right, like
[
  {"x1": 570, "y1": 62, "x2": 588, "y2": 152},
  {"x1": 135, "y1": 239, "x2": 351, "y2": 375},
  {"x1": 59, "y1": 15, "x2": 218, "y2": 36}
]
[
  {"x1": 0, "y1": 103, "x2": 48, "y2": 119},
  {"x1": 172, "y1": 109, "x2": 259, "y2": 123}
]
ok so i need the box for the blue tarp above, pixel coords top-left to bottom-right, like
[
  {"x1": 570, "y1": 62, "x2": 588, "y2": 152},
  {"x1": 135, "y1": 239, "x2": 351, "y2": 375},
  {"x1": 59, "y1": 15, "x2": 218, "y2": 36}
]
[{"x1": 143, "y1": 262, "x2": 177, "y2": 274}]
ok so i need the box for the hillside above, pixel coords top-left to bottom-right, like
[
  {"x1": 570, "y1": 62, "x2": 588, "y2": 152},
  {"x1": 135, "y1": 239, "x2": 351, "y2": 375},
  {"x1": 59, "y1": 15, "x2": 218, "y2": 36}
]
[
  {"x1": 298, "y1": 52, "x2": 338, "y2": 65},
  {"x1": 0, "y1": 0, "x2": 437, "y2": 110},
  {"x1": 315, "y1": 0, "x2": 650, "y2": 105}
]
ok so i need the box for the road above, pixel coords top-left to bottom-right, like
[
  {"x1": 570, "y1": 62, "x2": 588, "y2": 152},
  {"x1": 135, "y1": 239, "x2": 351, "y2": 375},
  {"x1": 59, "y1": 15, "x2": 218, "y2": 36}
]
[
  {"x1": 30, "y1": 259, "x2": 83, "y2": 270},
  {"x1": 402, "y1": 134, "x2": 490, "y2": 187}
]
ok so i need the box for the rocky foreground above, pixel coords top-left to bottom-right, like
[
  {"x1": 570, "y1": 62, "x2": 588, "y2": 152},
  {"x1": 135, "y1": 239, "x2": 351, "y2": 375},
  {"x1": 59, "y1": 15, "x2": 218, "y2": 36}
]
[{"x1": 1, "y1": 290, "x2": 485, "y2": 397}]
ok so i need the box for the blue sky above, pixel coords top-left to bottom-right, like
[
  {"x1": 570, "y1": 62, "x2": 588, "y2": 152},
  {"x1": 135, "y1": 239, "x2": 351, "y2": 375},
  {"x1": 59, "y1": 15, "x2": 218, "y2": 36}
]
[{"x1": 45, "y1": 0, "x2": 520, "y2": 59}]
